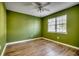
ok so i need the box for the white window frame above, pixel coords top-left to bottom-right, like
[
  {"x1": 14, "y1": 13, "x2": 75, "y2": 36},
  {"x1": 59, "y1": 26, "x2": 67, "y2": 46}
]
[{"x1": 48, "y1": 15, "x2": 67, "y2": 34}]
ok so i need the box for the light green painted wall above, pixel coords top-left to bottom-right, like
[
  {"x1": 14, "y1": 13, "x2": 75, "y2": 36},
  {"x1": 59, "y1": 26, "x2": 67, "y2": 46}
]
[
  {"x1": 0, "y1": 3, "x2": 79, "y2": 55},
  {"x1": 42, "y1": 4, "x2": 79, "y2": 47},
  {"x1": 7, "y1": 10, "x2": 41, "y2": 42},
  {"x1": 0, "y1": 3, "x2": 6, "y2": 55}
]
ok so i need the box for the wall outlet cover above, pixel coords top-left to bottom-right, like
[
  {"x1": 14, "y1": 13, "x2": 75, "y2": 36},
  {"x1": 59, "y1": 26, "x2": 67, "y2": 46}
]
[
  {"x1": 57, "y1": 37, "x2": 60, "y2": 39},
  {"x1": 0, "y1": 45, "x2": 1, "y2": 50}
]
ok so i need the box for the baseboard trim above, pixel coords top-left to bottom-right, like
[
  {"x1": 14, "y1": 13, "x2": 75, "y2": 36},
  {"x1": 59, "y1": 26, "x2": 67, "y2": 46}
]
[
  {"x1": 1, "y1": 37, "x2": 42, "y2": 56},
  {"x1": 1, "y1": 44, "x2": 7, "y2": 56},
  {"x1": 42, "y1": 37, "x2": 79, "y2": 50},
  {"x1": 6, "y1": 37, "x2": 42, "y2": 46},
  {"x1": 1, "y1": 37, "x2": 79, "y2": 56}
]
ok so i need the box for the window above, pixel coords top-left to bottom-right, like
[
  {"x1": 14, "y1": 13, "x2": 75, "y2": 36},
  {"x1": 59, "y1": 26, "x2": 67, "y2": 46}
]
[
  {"x1": 48, "y1": 15, "x2": 67, "y2": 34},
  {"x1": 48, "y1": 18, "x2": 56, "y2": 32}
]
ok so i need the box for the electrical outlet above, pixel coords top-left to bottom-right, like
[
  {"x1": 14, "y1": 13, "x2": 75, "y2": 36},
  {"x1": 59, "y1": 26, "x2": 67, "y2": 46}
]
[
  {"x1": 57, "y1": 37, "x2": 60, "y2": 39},
  {"x1": 0, "y1": 45, "x2": 1, "y2": 50}
]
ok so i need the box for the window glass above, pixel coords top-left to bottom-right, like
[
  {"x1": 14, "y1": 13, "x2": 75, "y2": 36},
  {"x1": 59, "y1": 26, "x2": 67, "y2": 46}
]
[{"x1": 48, "y1": 15, "x2": 67, "y2": 34}]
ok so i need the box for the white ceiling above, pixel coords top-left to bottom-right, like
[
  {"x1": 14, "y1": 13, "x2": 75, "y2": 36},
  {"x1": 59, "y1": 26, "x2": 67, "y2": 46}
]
[{"x1": 5, "y1": 2, "x2": 79, "y2": 17}]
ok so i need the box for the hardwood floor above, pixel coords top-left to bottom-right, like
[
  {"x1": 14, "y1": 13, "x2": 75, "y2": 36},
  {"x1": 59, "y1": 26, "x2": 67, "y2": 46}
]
[{"x1": 4, "y1": 39, "x2": 79, "y2": 56}]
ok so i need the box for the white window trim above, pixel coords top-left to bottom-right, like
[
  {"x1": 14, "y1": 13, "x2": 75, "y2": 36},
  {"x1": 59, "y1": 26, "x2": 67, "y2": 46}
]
[{"x1": 48, "y1": 14, "x2": 67, "y2": 34}]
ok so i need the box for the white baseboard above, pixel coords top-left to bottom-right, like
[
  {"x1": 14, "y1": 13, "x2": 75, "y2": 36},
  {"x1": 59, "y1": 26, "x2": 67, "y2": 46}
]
[
  {"x1": 1, "y1": 37, "x2": 79, "y2": 56},
  {"x1": 1, "y1": 44, "x2": 7, "y2": 56},
  {"x1": 42, "y1": 37, "x2": 79, "y2": 50},
  {"x1": 6, "y1": 37, "x2": 42, "y2": 46},
  {"x1": 1, "y1": 37, "x2": 42, "y2": 56}
]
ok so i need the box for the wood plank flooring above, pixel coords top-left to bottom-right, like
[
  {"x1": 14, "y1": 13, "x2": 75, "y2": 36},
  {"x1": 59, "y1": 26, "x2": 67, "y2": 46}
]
[{"x1": 4, "y1": 39, "x2": 79, "y2": 56}]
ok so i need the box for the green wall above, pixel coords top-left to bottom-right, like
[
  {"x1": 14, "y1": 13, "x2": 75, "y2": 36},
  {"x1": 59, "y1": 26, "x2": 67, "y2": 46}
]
[
  {"x1": 0, "y1": 3, "x2": 6, "y2": 55},
  {"x1": 7, "y1": 10, "x2": 41, "y2": 42},
  {"x1": 0, "y1": 3, "x2": 79, "y2": 55},
  {"x1": 42, "y1": 4, "x2": 79, "y2": 47},
  {"x1": 7, "y1": 4, "x2": 79, "y2": 47}
]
